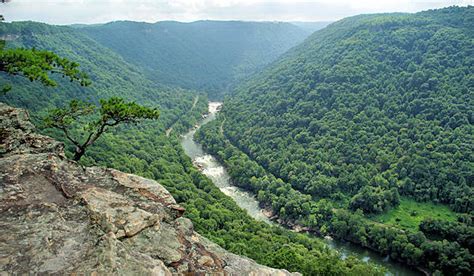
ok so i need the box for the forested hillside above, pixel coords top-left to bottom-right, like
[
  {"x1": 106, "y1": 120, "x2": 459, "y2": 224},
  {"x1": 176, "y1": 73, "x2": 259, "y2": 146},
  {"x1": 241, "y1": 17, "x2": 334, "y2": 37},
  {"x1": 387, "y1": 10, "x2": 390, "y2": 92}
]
[
  {"x1": 197, "y1": 6, "x2": 474, "y2": 274},
  {"x1": 80, "y1": 21, "x2": 312, "y2": 98},
  {"x1": 0, "y1": 21, "x2": 197, "y2": 125},
  {"x1": 0, "y1": 20, "x2": 382, "y2": 275}
]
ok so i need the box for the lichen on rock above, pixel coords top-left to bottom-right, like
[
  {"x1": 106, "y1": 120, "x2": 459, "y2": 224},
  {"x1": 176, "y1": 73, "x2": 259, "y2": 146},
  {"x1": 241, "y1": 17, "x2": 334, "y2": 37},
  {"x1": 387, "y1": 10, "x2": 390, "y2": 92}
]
[{"x1": 0, "y1": 103, "x2": 298, "y2": 275}]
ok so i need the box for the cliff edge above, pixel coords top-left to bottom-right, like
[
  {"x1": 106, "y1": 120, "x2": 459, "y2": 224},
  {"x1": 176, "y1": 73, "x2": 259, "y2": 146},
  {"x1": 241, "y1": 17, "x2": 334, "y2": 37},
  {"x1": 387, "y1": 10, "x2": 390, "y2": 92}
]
[{"x1": 0, "y1": 103, "x2": 297, "y2": 275}]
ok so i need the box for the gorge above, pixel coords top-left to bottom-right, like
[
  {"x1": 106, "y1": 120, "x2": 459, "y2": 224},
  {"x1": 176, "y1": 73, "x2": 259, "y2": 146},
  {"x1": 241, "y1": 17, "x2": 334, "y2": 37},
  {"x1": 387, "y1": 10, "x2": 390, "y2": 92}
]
[
  {"x1": 1, "y1": 5, "x2": 472, "y2": 275},
  {"x1": 183, "y1": 102, "x2": 420, "y2": 275}
]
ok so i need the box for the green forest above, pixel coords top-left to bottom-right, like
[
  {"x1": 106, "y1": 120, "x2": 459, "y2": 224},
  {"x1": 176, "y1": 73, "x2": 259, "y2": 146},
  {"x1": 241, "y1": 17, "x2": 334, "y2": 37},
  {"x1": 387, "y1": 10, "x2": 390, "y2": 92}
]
[
  {"x1": 196, "y1": 6, "x2": 474, "y2": 275},
  {"x1": 80, "y1": 20, "x2": 314, "y2": 99},
  {"x1": 0, "y1": 19, "x2": 384, "y2": 275}
]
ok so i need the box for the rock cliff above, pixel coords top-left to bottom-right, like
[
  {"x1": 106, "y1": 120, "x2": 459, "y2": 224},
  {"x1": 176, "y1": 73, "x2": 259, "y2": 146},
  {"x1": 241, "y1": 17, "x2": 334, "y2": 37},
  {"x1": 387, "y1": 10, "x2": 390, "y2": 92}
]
[{"x1": 0, "y1": 103, "x2": 297, "y2": 275}]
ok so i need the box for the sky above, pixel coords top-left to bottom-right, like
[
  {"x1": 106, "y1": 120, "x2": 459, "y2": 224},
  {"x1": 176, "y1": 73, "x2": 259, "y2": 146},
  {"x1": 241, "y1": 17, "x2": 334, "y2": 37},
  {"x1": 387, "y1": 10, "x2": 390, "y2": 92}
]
[{"x1": 0, "y1": 0, "x2": 472, "y2": 25}]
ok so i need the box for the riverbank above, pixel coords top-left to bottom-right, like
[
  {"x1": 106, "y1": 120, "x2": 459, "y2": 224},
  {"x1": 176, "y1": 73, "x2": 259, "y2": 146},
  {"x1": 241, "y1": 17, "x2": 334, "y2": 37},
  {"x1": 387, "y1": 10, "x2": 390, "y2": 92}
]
[{"x1": 259, "y1": 205, "x2": 428, "y2": 276}]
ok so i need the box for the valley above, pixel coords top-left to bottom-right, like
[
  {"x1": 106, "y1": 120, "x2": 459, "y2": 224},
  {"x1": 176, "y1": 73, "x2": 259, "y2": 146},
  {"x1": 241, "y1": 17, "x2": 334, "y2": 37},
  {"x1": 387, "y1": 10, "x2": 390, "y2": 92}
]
[
  {"x1": 1, "y1": 4, "x2": 473, "y2": 275},
  {"x1": 184, "y1": 101, "x2": 420, "y2": 275},
  {"x1": 194, "y1": 7, "x2": 473, "y2": 275}
]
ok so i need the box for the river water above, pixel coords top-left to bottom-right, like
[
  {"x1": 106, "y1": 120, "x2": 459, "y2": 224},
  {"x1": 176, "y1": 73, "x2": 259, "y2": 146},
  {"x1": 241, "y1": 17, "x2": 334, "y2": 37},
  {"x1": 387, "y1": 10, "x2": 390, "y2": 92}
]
[{"x1": 181, "y1": 102, "x2": 419, "y2": 276}]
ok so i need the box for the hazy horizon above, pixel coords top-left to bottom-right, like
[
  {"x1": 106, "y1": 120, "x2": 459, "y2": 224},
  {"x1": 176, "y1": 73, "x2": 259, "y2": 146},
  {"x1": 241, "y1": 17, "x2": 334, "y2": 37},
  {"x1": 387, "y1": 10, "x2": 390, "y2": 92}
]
[{"x1": 1, "y1": 0, "x2": 472, "y2": 25}]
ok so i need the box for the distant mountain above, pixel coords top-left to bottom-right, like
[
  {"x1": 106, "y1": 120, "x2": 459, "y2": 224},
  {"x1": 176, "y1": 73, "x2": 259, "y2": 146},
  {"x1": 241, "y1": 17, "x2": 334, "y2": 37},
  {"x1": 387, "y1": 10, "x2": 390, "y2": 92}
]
[
  {"x1": 291, "y1": 21, "x2": 332, "y2": 33},
  {"x1": 80, "y1": 20, "x2": 311, "y2": 99},
  {"x1": 69, "y1": 23, "x2": 105, "y2": 28},
  {"x1": 0, "y1": 21, "x2": 197, "y2": 127},
  {"x1": 1, "y1": 20, "x2": 316, "y2": 100}
]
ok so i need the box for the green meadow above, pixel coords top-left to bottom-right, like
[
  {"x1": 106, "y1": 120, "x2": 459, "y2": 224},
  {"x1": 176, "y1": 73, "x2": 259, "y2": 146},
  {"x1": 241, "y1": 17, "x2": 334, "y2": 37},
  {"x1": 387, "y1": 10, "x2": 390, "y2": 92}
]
[{"x1": 372, "y1": 198, "x2": 458, "y2": 232}]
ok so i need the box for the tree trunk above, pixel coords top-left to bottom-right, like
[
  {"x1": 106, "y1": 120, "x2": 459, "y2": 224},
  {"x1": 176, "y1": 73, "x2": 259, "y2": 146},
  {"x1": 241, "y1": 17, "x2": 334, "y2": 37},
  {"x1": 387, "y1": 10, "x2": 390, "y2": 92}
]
[{"x1": 73, "y1": 147, "x2": 86, "y2": 161}]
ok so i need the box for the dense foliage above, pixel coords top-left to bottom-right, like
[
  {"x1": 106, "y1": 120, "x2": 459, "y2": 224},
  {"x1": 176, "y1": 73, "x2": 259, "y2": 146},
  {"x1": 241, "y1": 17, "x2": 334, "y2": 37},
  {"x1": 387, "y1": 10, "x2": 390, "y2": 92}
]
[
  {"x1": 80, "y1": 21, "x2": 313, "y2": 98},
  {"x1": 197, "y1": 6, "x2": 474, "y2": 274},
  {"x1": 0, "y1": 47, "x2": 90, "y2": 89},
  {"x1": 0, "y1": 20, "x2": 383, "y2": 274},
  {"x1": 420, "y1": 218, "x2": 474, "y2": 251},
  {"x1": 349, "y1": 186, "x2": 400, "y2": 214},
  {"x1": 197, "y1": 116, "x2": 473, "y2": 275}
]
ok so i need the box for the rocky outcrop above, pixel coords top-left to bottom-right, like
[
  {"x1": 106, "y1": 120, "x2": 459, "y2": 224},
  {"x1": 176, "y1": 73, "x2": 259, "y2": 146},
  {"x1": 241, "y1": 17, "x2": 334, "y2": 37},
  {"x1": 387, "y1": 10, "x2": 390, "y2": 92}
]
[{"x1": 0, "y1": 103, "x2": 298, "y2": 275}]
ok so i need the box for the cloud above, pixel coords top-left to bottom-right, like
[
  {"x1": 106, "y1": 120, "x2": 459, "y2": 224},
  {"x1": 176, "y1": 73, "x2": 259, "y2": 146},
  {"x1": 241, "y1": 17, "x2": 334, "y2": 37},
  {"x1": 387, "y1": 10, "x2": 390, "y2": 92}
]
[{"x1": 1, "y1": 0, "x2": 471, "y2": 24}]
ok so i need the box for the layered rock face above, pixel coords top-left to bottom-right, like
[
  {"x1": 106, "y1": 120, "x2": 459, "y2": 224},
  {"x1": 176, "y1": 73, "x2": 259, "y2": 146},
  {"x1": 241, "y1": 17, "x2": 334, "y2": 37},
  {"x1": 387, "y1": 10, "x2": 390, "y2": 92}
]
[{"x1": 0, "y1": 103, "x2": 297, "y2": 275}]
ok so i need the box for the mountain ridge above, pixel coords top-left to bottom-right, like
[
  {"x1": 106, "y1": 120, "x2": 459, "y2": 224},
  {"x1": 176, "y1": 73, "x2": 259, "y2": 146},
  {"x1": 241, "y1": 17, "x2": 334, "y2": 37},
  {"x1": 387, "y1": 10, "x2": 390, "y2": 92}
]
[{"x1": 79, "y1": 20, "x2": 317, "y2": 98}]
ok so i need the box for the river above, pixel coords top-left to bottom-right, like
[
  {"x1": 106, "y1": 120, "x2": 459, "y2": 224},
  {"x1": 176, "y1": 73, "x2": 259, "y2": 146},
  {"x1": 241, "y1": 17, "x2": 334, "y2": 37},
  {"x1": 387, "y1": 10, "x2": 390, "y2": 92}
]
[{"x1": 181, "y1": 102, "x2": 420, "y2": 276}]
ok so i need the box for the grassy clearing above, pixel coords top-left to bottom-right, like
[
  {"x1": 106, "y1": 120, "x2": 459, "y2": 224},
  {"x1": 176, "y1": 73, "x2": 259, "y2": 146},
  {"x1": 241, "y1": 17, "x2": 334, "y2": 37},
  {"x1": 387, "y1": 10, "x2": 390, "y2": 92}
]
[{"x1": 371, "y1": 197, "x2": 457, "y2": 231}]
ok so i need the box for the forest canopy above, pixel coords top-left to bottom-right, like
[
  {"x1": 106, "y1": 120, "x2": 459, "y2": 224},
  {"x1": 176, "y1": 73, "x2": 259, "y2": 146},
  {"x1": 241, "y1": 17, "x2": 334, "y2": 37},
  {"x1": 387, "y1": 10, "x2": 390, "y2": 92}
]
[{"x1": 197, "y1": 6, "x2": 474, "y2": 275}]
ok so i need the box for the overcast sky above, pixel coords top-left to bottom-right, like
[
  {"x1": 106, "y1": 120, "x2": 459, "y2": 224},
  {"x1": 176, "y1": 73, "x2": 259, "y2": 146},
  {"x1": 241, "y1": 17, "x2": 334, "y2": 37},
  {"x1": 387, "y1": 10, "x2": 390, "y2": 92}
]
[{"x1": 1, "y1": 0, "x2": 472, "y2": 25}]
